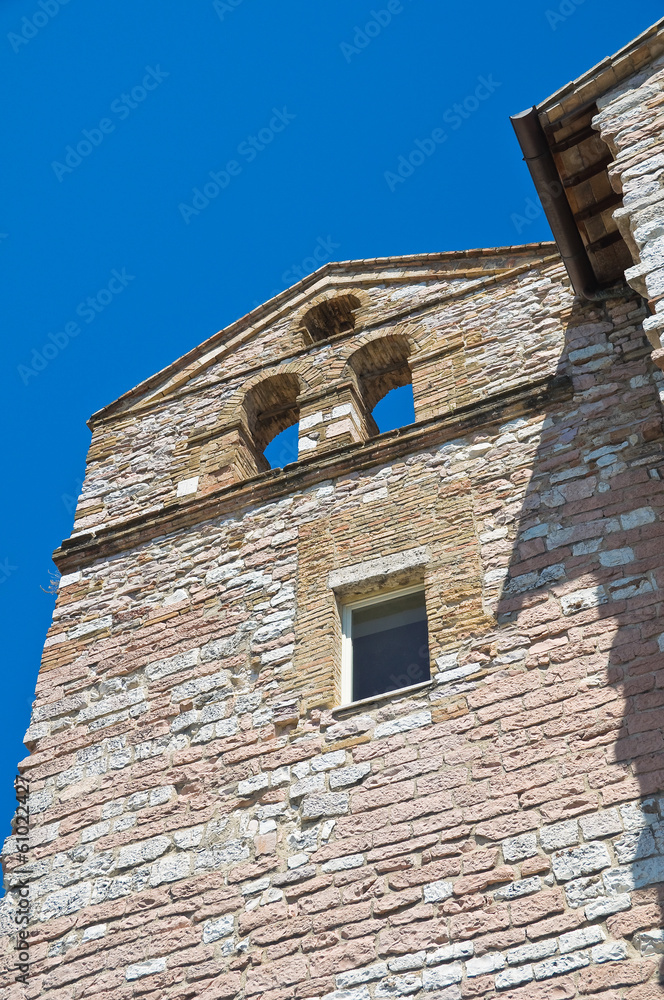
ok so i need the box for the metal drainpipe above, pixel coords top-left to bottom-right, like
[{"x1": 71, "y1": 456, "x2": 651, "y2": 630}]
[{"x1": 510, "y1": 106, "x2": 626, "y2": 302}]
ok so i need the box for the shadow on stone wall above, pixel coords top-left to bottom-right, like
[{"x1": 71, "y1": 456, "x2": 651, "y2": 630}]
[{"x1": 494, "y1": 293, "x2": 664, "y2": 986}]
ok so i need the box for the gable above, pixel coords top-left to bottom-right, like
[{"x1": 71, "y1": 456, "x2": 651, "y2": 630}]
[{"x1": 88, "y1": 244, "x2": 559, "y2": 426}]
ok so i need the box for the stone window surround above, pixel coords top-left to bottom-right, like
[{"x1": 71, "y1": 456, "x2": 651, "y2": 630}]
[
  {"x1": 327, "y1": 545, "x2": 430, "y2": 594},
  {"x1": 339, "y1": 583, "x2": 430, "y2": 707},
  {"x1": 328, "y1": 545, "x2": 432, "y2": 710}
]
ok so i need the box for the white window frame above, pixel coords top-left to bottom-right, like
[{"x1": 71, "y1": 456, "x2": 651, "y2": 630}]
[{"x1": 340, "y1": 584, "x2": 429, "y2": 707}]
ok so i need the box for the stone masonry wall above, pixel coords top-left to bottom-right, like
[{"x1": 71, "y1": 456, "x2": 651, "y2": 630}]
[
  {"x1": 594, "y1": 52, "x2": 664, "y2": 364},
  {"x1": 2, "y1": 260, "x2": 664, "y2": 1000}
]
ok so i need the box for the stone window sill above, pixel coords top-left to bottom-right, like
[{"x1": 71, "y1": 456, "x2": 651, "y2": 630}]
[{"x1": 333, "y1": 679, "x2": 433, "y2": 717}]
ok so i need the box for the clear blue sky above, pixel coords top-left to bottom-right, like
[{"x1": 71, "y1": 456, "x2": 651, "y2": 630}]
[{"x1": 1, "y1": 0, "x2": 660, "y2": 864}]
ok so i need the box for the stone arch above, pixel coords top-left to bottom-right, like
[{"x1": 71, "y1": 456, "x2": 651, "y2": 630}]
[
  {"x1": 228, "y1": 366, "x2": 314, "y2": 472},
  {"x1": 192, "y1": 366, "x2": 313, "y2": 486},
  {"x1": 243, "y1": 372, "x2": 303, "y2": 456},
  {"x1": 217, "y1": 364, "x2": 312, "y2": 432},
  {"x1": 344, "y1": 333, "x2": 413, "y2": 412},
  {"x1": 342, "y1": 333, "x2": 415, "y2": 436},
  {"x1": 295, "y1": 288, "x2": 371, "y2": 344}
]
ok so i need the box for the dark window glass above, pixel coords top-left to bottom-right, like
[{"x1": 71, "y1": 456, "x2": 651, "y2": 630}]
[{"x1": 351, "y1": 590, "x2": 430, "y2": 702}]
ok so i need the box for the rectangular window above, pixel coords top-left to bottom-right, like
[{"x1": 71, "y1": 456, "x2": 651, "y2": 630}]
[{"x1": 341, "y1": 586, "x2": 430, "y2": 705}]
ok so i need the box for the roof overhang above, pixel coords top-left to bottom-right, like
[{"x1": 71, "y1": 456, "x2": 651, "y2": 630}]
[{"x1": 511, "y1": 18, "x2": 664, "y2": 299}]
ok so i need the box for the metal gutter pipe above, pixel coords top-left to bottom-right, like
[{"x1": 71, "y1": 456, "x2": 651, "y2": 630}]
[{"x1": 510, "y1": 106, "x2": 616, "y2": 301}]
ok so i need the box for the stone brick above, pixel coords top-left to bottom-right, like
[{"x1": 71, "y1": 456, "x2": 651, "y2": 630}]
[
  {"x1": 558, "y1": 926, "x2": 604, "y2": 954},
  {"x1": 301, "y1": 793, "x2": 349, "y2": 819},
  {"x1": 526, "y1": 909, "x2": 586, "y2": 940},
  {"x1": 551, "y1": 842, "x2": 611, "y2": 882},
  {"x1": 510, "y1": 889, "x2": 566, "y2": 927},
  {"x1": 502, "y1": 833, "x2": 538, "y2": 863},
  {"x1": 539, "y1": 820, "x2": 579, "y2": 853},
  {"x1": 577, "y1": 960, "x2": 656, "y2": 993},
  {"x1": 607, "y1": 904, "x2": 663, "y2": 939},
  {"x1": 578, "y1": 809, "x2": 623, "y2": 840}
]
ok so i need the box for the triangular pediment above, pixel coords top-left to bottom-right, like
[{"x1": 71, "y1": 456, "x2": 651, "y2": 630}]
[{"x1": 89, "y1": 243, "x2": 559, "y2": 425}]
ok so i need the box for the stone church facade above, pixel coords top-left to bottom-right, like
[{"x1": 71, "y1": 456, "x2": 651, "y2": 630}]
[{"x1": 2, "y1": 18, "x2": 664, "y2": 1000}]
